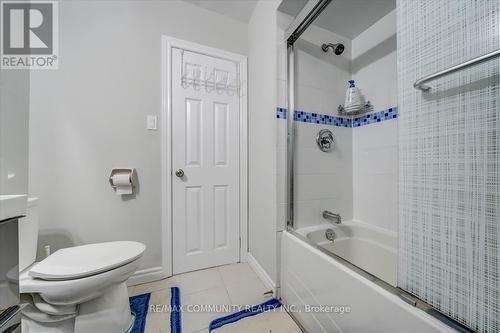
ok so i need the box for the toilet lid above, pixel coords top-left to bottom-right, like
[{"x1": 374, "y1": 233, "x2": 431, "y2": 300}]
[{"x1": 29, "y1": 241, "x2": 146, "y2": 280}]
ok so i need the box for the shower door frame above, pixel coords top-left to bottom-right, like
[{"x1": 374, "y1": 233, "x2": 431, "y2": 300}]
[
  {"x1": 281, "y1": 1, "x2": 473, "y2": 332},
  {"x1": 284, "y1": 0, "x2": 333, "y2": 230}
]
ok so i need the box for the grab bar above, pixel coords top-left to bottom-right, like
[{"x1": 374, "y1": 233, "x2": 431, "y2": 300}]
[{"x1": 414, "y1": 49, "x2": 500, "y2": 91}]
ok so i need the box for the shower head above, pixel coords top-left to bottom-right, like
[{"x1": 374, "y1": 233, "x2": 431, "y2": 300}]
[{"x1": 321, "y1": 43, "x2": 345, "y2": 55}]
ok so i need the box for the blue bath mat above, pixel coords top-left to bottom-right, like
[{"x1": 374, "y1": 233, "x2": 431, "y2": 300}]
[
  {"x1": 129, "y1": 287, "x2": 182, "y2": 333},
  {"x1": 170, "y1": 287, "x2": 182, "y2": 333},
  {"x1": 129, "y1": 292, "x2": 151, "y2": 333},
  {"x1": 209, "y1": 298, "x2": 282, "y2": 332}
]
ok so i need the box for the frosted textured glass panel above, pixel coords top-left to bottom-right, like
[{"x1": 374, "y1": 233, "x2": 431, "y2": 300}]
[{"x1": 397, "y1": 1, "x2": 499, "y2": 333}]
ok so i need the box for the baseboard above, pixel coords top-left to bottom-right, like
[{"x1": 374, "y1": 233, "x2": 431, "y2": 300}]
[
  {"x1": 127, "y1": 266, "x2": 169, "y2": 286},
  {"x1": 247, "y1": 253, "x2": 276, "y2": 294}
]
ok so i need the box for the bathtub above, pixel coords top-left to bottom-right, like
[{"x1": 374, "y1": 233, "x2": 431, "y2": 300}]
[
  {"x1": 281, "y1": 228, "x2": 459, "y2": 333},
  {"x1": 296, "y1": 220, "x2": 398, "y2": 286}
]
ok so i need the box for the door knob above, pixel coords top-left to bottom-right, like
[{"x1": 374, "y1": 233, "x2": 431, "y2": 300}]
[{"x1": 175, "y1": 169, "x2": 185, "y2": 178}]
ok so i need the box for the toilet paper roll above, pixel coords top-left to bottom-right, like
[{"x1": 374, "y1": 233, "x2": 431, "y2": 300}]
[
  {"x1": 115, "y1": 185, "x2": 133, "y2": 195},
  {"x1": 112, "y1": 173, "x2": 131, "y2": 186},
  {"x1": 112, "y1": 173, "x2": 133, "y2": 195}
]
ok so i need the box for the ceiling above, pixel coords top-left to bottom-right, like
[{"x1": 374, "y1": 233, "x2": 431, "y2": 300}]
[
  {"x1": 277, "y1": 0, "x2": 309, "y2": 20},
  {"x1": 279, "y1": 0, "x2": 396, "y2": 39},
  {"x1": 183, "y1": 0, "x2": 259, "y2": 23}
]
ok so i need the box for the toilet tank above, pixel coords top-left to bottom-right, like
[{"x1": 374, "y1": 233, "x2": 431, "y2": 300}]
[{"x1": 18, "y1": 197, "x2": 39, "y2": 272}]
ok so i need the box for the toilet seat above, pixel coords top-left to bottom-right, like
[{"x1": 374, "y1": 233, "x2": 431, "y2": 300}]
[
  {"x1": 30, "y1": 241, "x2": 145, "y2": 280},
  {"x1": 20, "y1": 256, "x2": 141, "y2": 306}
]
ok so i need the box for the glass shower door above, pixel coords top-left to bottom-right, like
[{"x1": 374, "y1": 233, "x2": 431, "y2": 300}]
[
  {"x1": 397, "y1": 1, "x2": 500, "y2": 332},
  {"x1": 283, "y1": 0, "x2": 400, "y2": 288}
]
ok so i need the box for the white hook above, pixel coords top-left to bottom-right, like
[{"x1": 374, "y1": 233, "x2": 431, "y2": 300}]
[
  {"x1": 205, "y1": 67, "x2": 215, "y2": 93},
  {"x1": 192, "y1": 65, "x2": 202, "y2": 90},
  {"x1": 214, "y1": 70, "x2": 222, "y2": 94},
  {"x1": 180, "y1": 50, "x2": 189, "y2": 89},
  {"x1": 220, "y1": 75, "x2": 228, "y2": 95},
  {"x1": 227, "y1": 76, "x2": 237, "y2": 96}
]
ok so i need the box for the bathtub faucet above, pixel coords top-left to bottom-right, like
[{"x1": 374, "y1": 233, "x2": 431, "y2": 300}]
[{"x1": 323, "y1": 211, "x2": 341, "y2": 224}]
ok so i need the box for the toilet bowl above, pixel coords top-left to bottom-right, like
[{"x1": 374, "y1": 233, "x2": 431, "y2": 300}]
[{"x1": 16, "y1": 198, "x2": 146, "y2": 333}]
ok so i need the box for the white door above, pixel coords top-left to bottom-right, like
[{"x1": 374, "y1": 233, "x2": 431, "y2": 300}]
[{"x1": 172, "y1": 48, "x2": 240, "y2": 274}]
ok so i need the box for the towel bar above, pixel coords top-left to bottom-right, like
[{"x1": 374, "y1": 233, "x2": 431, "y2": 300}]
[{"x1": 414, "y1": 49, "x2": 500, "y2": 91}]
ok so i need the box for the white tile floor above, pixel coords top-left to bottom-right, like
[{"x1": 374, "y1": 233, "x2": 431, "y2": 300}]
[{"x1": 128, "y1": 263, "x2": 302, "y2": 333}]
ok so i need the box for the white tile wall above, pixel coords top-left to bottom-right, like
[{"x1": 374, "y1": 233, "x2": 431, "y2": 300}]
[
  {"x1": 276, "y1": 9, "x2": 398, "y2": 233},
  {"x1": 275, "y1": 114, "x2": 355, "y2": 232},
  {"x1": 294, "y1": 123, "x2": 353, "y2": 229},
  {"x1": 353, "y1": 120, "x2": 398, "y2": 231},
  {"x1": 292, "y1": 16, "x2": 352, "y2": 116},
  {"x1": 295, "y1": 47, "x2": 350, "y2": 115},
  {"x1": 351, "y1": 10, "x2": 397, "y2": 112},
  {"x1": 277, "y1": 116, "x2": 398, "y2": 232}
]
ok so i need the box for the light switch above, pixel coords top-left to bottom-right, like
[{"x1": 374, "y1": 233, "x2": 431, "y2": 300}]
[{"x1": 147, "y1": 115, "x2": 158, "y2": 130}]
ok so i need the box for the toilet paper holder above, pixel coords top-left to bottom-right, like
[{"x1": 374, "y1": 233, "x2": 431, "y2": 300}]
[{"x1": 108, "y1": 168, "x2": 137, "y2": 193}]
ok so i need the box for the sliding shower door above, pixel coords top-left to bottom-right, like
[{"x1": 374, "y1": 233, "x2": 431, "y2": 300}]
[
  {"x1": 280, "y1": 0, "x2": 400, "y2": 288},
  {"x1": 397, "y1": 1, "x2": 499, "y2": 332}
]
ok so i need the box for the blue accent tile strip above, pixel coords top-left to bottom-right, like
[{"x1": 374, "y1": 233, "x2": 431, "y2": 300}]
[
  {"x1": 351, "y1": 107, "x2": 398, "y2": 127},
  {"x1": 170, "y1": 287, "x2": 182, "y2": 333},
  {"x1": 276, "y1": 107, "x2": 287, "y2": 119},
  {"x1": 129, "y1": 293, "x2": 151, "y2": 333},
  {"x1": 209, "y1": 298, "x2": 282, "y2": 332},
  {"x1": 277, "y1": 107, "x2": 397, "y2": 128}
]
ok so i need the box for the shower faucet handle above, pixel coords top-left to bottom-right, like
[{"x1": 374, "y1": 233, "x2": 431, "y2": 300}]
[{"x1": 316, "y1": 129, "x2": 335, "y2": 152}]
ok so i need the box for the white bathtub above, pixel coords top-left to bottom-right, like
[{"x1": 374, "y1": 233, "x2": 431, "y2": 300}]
[
  {"x1": 281, "y1": 230, "x2": 457, "y2": 333},
  {"x1": 296, "y1": 220, "x2": 398, "y2": 286}
]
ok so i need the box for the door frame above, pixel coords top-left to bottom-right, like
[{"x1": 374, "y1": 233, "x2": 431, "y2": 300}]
[{"x1": 161, "y1": 36, "x2": 248, "y2": 277}]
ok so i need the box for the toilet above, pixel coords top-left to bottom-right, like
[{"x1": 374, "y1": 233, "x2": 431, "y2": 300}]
[{"x1": 14, "y1": 198, "x2": 146, "y2": 333}]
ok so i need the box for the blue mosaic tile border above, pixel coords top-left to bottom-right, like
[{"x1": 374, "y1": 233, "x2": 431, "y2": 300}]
[
  {"x1": 294, "y1": 111, "x2": 353, "y2": 127},
  {"x1": 352, "y1": 107, "x2": 398, "y2": 127},
  {"x1": 276, "y1": 107, "x2": 398, "y2": 128},
  {"x1": 276, "y1": 107, "x2": 287, "y2": 119}
]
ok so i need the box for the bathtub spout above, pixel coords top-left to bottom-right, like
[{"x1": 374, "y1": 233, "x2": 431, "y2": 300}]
[{"x1": 323, "y1": 211, "x2": 341, "y2": 224}]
